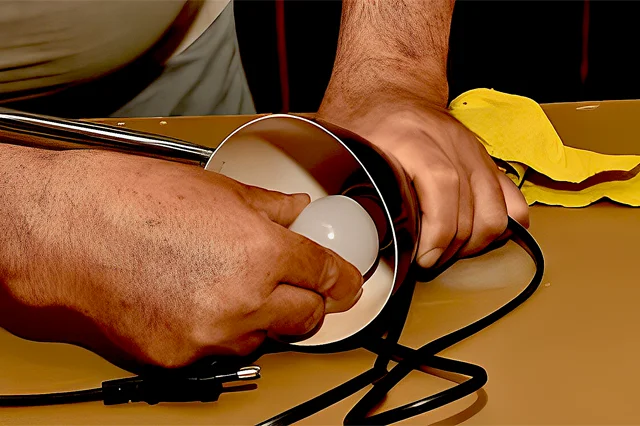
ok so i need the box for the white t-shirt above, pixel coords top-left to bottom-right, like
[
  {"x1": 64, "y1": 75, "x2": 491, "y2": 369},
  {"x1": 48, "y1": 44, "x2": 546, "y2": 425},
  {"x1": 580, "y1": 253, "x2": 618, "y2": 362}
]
[{"x1": 0, "y1": 0, "x2": 229, "y2": 99}]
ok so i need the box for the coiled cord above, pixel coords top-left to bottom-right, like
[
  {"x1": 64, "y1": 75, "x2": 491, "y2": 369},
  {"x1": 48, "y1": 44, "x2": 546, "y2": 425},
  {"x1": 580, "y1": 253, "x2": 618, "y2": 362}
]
[{"x1": 258, "y1": 218, "x2": 544, "y2": 425}]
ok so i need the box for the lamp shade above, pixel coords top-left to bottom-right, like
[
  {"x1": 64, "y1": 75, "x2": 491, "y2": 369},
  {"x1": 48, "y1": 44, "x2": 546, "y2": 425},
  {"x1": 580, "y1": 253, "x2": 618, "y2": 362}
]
[{"x1": 207, "y1": 114, "x2": 420, "y2": 347}]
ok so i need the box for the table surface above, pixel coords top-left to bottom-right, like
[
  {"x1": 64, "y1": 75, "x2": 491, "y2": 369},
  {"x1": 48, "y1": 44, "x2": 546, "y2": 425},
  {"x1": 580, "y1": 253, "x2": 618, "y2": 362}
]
[{"x1": 1, "y1": 102, "x2": 639, "y2": 425}]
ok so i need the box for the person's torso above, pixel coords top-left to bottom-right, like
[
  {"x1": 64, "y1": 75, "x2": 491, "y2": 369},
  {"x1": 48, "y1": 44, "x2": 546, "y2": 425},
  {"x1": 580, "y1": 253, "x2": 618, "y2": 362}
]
[{"x1": 0, "y1": 0, "x2": 229, "y2": 100}]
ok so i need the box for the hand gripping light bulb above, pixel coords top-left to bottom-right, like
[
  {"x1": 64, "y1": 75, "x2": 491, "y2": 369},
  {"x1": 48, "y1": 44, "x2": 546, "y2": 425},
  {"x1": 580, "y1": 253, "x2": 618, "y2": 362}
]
[{"x1": 0, "y1": 109, "x2": 420, "y2": 350}]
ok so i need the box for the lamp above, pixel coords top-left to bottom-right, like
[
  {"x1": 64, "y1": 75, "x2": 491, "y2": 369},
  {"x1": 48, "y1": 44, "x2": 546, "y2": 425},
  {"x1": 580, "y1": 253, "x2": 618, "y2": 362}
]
[{"x1": 206, "y1": 114, "x2": 420, "y2": 347}]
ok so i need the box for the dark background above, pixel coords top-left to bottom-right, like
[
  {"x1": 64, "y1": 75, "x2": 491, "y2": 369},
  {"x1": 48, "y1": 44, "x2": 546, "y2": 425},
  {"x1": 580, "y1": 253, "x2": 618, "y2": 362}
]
[{"x1": 235, "y1": 0, "x2": 640, "y2": 113}]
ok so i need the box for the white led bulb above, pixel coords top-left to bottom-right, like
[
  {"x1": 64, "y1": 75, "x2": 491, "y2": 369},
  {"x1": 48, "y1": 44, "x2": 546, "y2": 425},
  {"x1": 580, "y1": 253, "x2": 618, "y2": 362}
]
[{"x1": 288, "y1": 195, "x2": 379, "y2": 275}]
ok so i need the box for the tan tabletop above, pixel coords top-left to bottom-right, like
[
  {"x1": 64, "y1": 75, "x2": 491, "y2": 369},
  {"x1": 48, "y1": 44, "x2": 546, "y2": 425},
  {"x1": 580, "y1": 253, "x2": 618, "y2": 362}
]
[{"x1": 1, "y1": 101, "x2": 639, "y2": 425}]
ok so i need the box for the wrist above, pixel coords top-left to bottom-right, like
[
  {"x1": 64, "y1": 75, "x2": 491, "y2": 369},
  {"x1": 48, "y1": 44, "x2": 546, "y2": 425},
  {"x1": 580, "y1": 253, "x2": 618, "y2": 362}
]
[
  {"x1": 321, "y1": 0, "x2": 455, "y2": 135},
  {"x1": 319, "y1": 67, "x2": 449, "y2": 135},
  {"x1": 318, "y1": 93, "x2": 451, "y2": 140}
]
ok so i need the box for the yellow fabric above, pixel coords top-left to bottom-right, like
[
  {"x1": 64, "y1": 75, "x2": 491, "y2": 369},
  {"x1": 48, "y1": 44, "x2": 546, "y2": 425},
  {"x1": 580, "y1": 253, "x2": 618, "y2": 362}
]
[{"x1": 449, "y1": 88, "x2": 640, "y2": 207}]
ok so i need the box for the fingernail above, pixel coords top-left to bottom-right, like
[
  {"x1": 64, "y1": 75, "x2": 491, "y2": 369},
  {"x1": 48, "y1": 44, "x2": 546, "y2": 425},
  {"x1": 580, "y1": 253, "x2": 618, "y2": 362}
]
[
  {"x1": 326, "y1": 287, "x2": 364, "y2": 314},
  {"x1": 418, "y1": 248, "x2": 445, "y2": 268}
]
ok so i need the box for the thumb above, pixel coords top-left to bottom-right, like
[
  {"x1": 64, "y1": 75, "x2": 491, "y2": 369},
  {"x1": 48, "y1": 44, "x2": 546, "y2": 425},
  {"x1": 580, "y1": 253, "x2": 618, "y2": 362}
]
[{"x1": 243, "y1": 185, "x2": 311, "y2": 226}]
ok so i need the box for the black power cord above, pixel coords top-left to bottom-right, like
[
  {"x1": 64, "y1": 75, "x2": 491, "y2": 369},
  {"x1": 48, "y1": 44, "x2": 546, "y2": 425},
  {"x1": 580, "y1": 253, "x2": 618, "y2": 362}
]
[
  {"x1": 258, "y1": 218, "x2": 544, "y2": 425},
  {"x1": 0, "y1": 366, "x2": 262, "y2": 407},
  {"x1": 0, "y1": 218, "x2": 544, "y2": 426},
  {"x1": 0, "y1": 388, "x2": 104, "y2": 407}
]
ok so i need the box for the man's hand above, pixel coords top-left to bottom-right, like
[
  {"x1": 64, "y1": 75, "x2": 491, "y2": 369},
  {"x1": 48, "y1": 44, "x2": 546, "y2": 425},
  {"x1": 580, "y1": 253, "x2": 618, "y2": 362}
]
[
  {"x1": 318, "y1": 0, "x2": 529, "y2": 268},
  {"x1": 0, "y1": 145, "x2": 363, "y2": 368},
  {"x1": 319, "y1": 105, "x2": 529, "y2": 268}
]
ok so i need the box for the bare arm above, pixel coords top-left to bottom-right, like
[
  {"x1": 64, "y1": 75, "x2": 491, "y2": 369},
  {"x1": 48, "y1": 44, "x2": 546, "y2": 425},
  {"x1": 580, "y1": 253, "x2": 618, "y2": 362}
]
[
  {"x1": 0, "y1": 144, "x2": 362, "y2": 368},
  {"x1": 320, "y1": 0, "x2": 454, "y2": 123},
  {"x1": 0, "y1": 145, "x2": 66, "y2": 308},
  {"x1": 319, "y1": 0, "x2": 529, "y2": 269}
]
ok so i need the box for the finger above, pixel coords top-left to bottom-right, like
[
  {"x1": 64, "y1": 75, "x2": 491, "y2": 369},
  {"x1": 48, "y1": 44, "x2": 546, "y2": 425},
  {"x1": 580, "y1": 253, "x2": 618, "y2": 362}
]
[
  {"x1": 326, "y1": 287, "x2": 363, "y2": 314},
  {"x1": 415, "y1": 158, "x2": 461, "y2": 268},
  {"x1": 496, "y1": 171, "x2": 530, "y2": 228},
  {"x1": 458, "y1": 169, "x2": 509, "y2": 258},
  {"x1": 435, "y1": 173, "x2": 474, "y2": 267},
  {"x1": 243, "y1": 185, "x2": 311, "y2": 226},
  {"x1": 274, "y1": 227, "x2": 364, "y2": 302},
  {"x1": 257, "y1": 284, "x2": 326, "y2": 337}
]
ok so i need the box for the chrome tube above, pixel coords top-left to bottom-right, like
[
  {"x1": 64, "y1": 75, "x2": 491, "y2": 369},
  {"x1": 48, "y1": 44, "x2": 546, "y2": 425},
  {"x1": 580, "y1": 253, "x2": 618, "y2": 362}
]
[{"x1": 0, "y1": 108, "x2": 213, "y2": 166}]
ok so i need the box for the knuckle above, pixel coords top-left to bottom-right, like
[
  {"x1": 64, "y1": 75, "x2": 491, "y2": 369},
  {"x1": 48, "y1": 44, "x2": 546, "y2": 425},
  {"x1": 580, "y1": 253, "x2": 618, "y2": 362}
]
[
  {"x1": 479, "y1": 213, "x2": 509, "y2": 241},
  {"x1": 183, "y1": 316, "x2": 217, "y2": 353},
  {"x1": 217, "y1": 283, "x2": 265, "y2": 316},
  {"x1": 252, "y1": 227, "x2": 283, "y2": 264},
  {"x1": 145, "y1": 345, "x2": 195, "y2": 369},
  {"x1": 432, "y1": 166, "x2": 460, "y2": 188},
  {"x1": 234, "y1": 295, "x2": 264, "y2": 318},
  {"x1": 228, "y1": 333, "x2": 266, "y2": 356}
]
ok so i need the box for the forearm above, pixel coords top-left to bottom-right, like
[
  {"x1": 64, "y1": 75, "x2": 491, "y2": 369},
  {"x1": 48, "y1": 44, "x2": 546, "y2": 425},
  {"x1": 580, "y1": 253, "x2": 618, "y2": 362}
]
[
  {"x1": 0, "y1": 145, "x2": 70, "y2": 310},
  {"x1": 0, "y1": 146, "x2": 123, "y2": 354},
  {"x1": 0, "y1": 145, "x2": 153, "y2": 314},
  {"x1": 0, "y1": 145, "x2": 155, "y2": 353},
  {"x1": 320, "y1": 0, "x2": 454, "y2": 121}
]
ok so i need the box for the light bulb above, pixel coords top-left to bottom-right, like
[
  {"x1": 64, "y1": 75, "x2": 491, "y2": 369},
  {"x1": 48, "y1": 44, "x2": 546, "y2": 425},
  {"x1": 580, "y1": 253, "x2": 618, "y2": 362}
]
[{"x1": 289, "y1": 195, "x2": 379, "y2": 276}]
